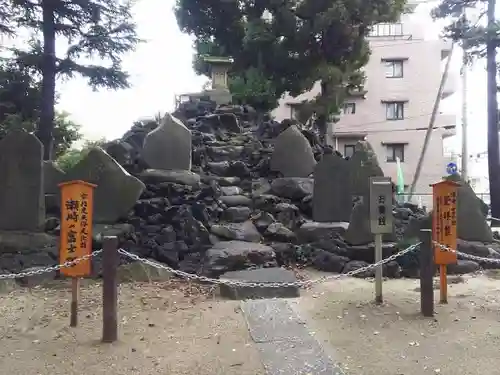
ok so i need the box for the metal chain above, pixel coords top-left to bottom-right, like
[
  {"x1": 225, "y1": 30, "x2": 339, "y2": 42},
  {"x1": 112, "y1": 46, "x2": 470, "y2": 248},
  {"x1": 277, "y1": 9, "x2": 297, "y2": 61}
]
[
  {"x1": 0, "y1": 242, "x2": 422, "y2": 287},
  {"x1": 0, "y1": 249, "x2": 103, "y2": 280},
  {"x1": 117, "y1": 242, "x2": 421, "y2": 288},
  {"x1": 432, "y1": 241, "x2": 500, "y2": 264}
]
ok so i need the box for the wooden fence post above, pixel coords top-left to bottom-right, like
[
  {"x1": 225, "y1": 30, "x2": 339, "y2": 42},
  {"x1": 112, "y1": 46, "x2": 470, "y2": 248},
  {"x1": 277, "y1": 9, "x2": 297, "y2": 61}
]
[
  {"x1": 419, "y1": 229, "x2": 434, "y2": 317},
  {"x1": 102, "y1": 236, "x2": 119, "y2": 343}
]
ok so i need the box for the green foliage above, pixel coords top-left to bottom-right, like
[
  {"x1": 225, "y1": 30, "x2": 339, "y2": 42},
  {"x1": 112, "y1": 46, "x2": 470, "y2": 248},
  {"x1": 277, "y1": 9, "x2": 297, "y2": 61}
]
[
  {"x1": 8, "y1": 0, "x2": 141, "y2": 90},
  {"x1": 0, "y1": 1, "x2": 14, "y2": 36},
  {"x1": 56, "y1": 148, "x2": 84, "y2": 172},
  {"x1": 0, "y1": 58, "x2": 81, "y2": 156},
  {"x1": 84, "y1": 138, "x2": 107, "y2": 149},
  {"x1": 56, "y1": 138, "x2": 107, "y2": 172},
  {"x1": 192, "y1": 40, "x2": 228, "y2": 77},
  {"x1": 431, "y1": 0, "x2": 493, "y2": 62},
  {"x1": 3, "y1": 0, "x2": 140, "y2": 159},
  {"x1": 0, "y1": 58, "x2": 41, "y2": 123},
  {"x1": 175, "y1": 0, "x2": 405, "y2": 139},
  {"x1": 51, "y1": 112, "x2": 82, "y2": 156},
  {"x1": 0, "y1": 112, "x2": 82, "y2": 157},
  {"x1": 228, "y1": 67, "x2": 278, "y2": 112}
]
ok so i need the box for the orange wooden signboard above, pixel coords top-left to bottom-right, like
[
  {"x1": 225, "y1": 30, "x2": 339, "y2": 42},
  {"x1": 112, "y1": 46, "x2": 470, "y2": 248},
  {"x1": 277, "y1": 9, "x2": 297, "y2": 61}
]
[
  {"x1": 431, "y1": 180, "x2": 459, "y2": 265},
  {"x1": 59, "y1": 180, "x2": 97, "y2": 277}
]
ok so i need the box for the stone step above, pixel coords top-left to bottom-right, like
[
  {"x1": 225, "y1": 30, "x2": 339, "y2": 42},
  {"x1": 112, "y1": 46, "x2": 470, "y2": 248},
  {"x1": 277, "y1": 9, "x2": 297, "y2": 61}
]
[{"x1": 219, "y1": 268, "x2": 300, "y2": 300}]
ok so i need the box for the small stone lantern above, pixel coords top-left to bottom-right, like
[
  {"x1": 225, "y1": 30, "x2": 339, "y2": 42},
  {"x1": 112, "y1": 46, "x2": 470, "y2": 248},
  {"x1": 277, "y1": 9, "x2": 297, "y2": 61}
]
[{"x1": 202, "y1": 56, "x2": 233, "y2": 104}]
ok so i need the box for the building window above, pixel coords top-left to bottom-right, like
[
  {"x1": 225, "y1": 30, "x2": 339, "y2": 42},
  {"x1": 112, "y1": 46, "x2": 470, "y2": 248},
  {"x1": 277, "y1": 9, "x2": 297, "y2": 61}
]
[
  {"x1": 342, "y1": 102, "x2": 356, "y2": 114},
  {"x1": 344, "y1": 144, "x2": 356, "y2": 158},
  {"x1": 385, "y1": 101, "x2": 404, "y2": 120},
  {"x1": 386, "y1": 143, "x2": 405, "y2": 162},
  {"x1": 384, "y1": 60, "x2": 404, "y2": 78}
]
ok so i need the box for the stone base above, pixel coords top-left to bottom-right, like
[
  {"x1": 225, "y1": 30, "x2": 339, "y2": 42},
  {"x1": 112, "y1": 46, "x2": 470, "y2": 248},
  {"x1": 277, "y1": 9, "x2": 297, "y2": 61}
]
[
  {"x1": 219, "y1": 268, "x2": 300, "y2": 300},
  {"x1": 203, "y1": 88, "x2": 232, "y2": 105}
]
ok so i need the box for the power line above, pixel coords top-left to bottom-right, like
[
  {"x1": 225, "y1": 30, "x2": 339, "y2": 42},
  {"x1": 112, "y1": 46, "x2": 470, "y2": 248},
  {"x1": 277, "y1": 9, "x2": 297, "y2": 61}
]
[
  {"x1": 451, "y1": 151, "x2": 489, "y2": 160},
  {"x1": 333, "y1": 112, "x2": 453, "y2": 132}
]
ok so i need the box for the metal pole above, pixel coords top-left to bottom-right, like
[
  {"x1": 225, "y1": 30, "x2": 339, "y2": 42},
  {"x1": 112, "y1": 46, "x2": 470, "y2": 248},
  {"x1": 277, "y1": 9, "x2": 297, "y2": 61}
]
[
  {"x1": 419, "y1": 229, "x2": 434, "y2": 317},
  {"x1": 102, "y1": 236, "x2": 119, "y2": 343},
  {"x1": 408, "y1": 43, "x2": 455, "y2": 201},
  {"x1": 461, "y1": 45, "x2": 469, "y2": 182},
  {"x1": 486, "y1": 0, "x2": 500, "y2": 226},
  {"x1": 374, "y1": 233, "x2": 383, "y2": 304}
]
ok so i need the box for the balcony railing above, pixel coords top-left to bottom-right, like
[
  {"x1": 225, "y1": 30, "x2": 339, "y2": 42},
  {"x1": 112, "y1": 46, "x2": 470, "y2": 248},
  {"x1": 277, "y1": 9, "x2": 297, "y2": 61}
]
[{"x1": 368, "y1": 23, "x2": 412, "y2": 39}]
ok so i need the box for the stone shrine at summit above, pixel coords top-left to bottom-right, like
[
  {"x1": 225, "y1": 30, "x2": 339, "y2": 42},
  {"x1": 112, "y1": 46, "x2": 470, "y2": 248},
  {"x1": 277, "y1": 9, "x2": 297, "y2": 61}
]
[{"x1": 174, "y1": 55, "x2": 233, "y2": 107}]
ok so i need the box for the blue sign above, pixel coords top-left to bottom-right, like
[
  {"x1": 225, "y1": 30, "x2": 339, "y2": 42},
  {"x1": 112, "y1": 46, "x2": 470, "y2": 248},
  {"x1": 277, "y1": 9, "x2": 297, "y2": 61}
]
[{"x1": 446, "y1": 162, "x2": 458, "y2": 175}]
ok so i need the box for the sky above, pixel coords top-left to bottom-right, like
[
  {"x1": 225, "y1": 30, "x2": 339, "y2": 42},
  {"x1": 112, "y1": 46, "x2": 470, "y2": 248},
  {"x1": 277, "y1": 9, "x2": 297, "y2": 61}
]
[
  {"x1": 53, "y1": 1, "x2": 483, "y2": 149},
  {"x1": 0, "y1": 0, "x2": 493, "y2": 188},
  {"x1": 56, "y1": 0, "x2": 208, "y2": 142},
  {"x1": 53, "y1": 0, "x2": 467, "y2": 142}
]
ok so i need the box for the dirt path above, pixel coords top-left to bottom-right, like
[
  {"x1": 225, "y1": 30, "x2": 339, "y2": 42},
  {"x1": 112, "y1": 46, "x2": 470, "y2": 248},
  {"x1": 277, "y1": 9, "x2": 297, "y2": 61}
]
[
  {"x1": 292, "y1": 271, "x2": 500, "y2": 375},
  {"x1": 5, "y1": 271, "x2": 500, "y2": 375},
  {"x1": 0, "y1": 280, "x2": 265, "y2": 375}
]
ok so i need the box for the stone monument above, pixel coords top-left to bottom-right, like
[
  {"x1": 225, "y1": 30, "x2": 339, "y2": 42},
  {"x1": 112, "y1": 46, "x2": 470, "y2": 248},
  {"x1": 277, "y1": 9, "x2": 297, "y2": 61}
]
[
  {"x1": 0, "y1": 131, "x2": 45, "y2": 231},
  {"x1": 142, "y1": 113, "x2": 192, "y2": 171},
  {"x1": 270, "y1": 125, "x2": 316, "y2": 177},
  {"x1": 313, "y1": 151, "x2": 352, "y2": 222}
]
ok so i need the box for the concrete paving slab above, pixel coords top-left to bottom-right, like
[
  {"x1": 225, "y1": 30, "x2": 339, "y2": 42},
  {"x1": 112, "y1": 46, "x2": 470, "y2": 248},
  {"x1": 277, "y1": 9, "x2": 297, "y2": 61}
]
[
  {"x1": 256, "y1": 338, "x2": 344, "y2": 375},
  {"x1": 241, "y1": 299, "x2": 346, "y2": 375},
  {"x1": 241, "y1": 299, "x2": 306, "y2": 343}
]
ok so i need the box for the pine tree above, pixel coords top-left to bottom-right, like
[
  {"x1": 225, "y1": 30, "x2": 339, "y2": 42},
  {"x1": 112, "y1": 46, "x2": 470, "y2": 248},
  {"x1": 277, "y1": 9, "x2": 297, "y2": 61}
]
[
  {"x1": 6, "y1": 0, "x2": 140, "y2": 159},
  {"x1": 0, "y1": 58, "x2": 82, "y2": 156},
  {"x1": 432, "y1": 0, "x2": 491, "y2": 60}
]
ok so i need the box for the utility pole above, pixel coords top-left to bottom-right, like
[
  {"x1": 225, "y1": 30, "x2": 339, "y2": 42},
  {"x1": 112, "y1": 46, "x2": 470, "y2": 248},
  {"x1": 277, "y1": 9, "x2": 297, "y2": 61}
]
[
  {"x1": 461, "y1": 15, "x2": 469, "y2": 182},
  {"x1": 408, "y1": 43, "x2": 455, "y2": 201},
  {"x1": 487, "y1": 0, "x2": 500, "y2": 226}
]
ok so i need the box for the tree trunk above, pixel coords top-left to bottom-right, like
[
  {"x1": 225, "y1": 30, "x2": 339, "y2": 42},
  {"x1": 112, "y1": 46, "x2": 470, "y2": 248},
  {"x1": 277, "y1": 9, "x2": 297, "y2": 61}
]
[
  {"x1": 315, "y1": 81, "x2": 329, "y2": 146},
  {"x1": 486, "y1": 0, "x2": 500, "y2": 225},
  {"x1": 37, "y1": 0, "x2": 57, "y2": 160}
]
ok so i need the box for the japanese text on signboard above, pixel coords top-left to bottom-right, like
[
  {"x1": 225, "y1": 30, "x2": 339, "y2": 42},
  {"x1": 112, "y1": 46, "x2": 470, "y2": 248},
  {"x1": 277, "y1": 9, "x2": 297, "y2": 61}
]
[
  {"x1": 59, "y1": 181, "x2": 95, "y2": 277},
  {"x1": 377, "y1": 195, "x2": 387, "y2": 226},
  {"x1": 432, "y1": 181, "x2": 458, "y2": 265},
  {"x1": 435, "y1": 192, "x2": 457, "y2": 240},
  {"x1": 369, "y1": 177, "x2": 393, "y2": 234}
]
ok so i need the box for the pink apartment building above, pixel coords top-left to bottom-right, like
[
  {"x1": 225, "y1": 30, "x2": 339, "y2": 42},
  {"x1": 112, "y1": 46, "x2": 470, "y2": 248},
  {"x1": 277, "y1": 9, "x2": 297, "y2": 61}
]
[{"x1": 272, "y1": 6, "x2": 457, "y2": 207}]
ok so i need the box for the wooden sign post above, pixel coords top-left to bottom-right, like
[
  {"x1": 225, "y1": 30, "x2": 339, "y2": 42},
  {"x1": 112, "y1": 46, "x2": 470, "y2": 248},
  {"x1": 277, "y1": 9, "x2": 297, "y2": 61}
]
[
  {"x1": 59, "y1": 180, "x2": 97, "y2": 327},
  {"x1": 369, "y1": 177, "x2": 394, "y2": 304},
  {"x1": 431, "y1": 180, "x2": 459, "y2": 304}
]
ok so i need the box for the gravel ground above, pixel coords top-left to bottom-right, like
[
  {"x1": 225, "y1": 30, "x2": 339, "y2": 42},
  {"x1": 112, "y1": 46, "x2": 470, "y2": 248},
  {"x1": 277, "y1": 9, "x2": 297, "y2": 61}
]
[
  {"x1": 292, "y1": 270, "x2": 500, "y2": 375},
  {"x1": 0, "y1": 279, "x2": 265, "y2": 375}
]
